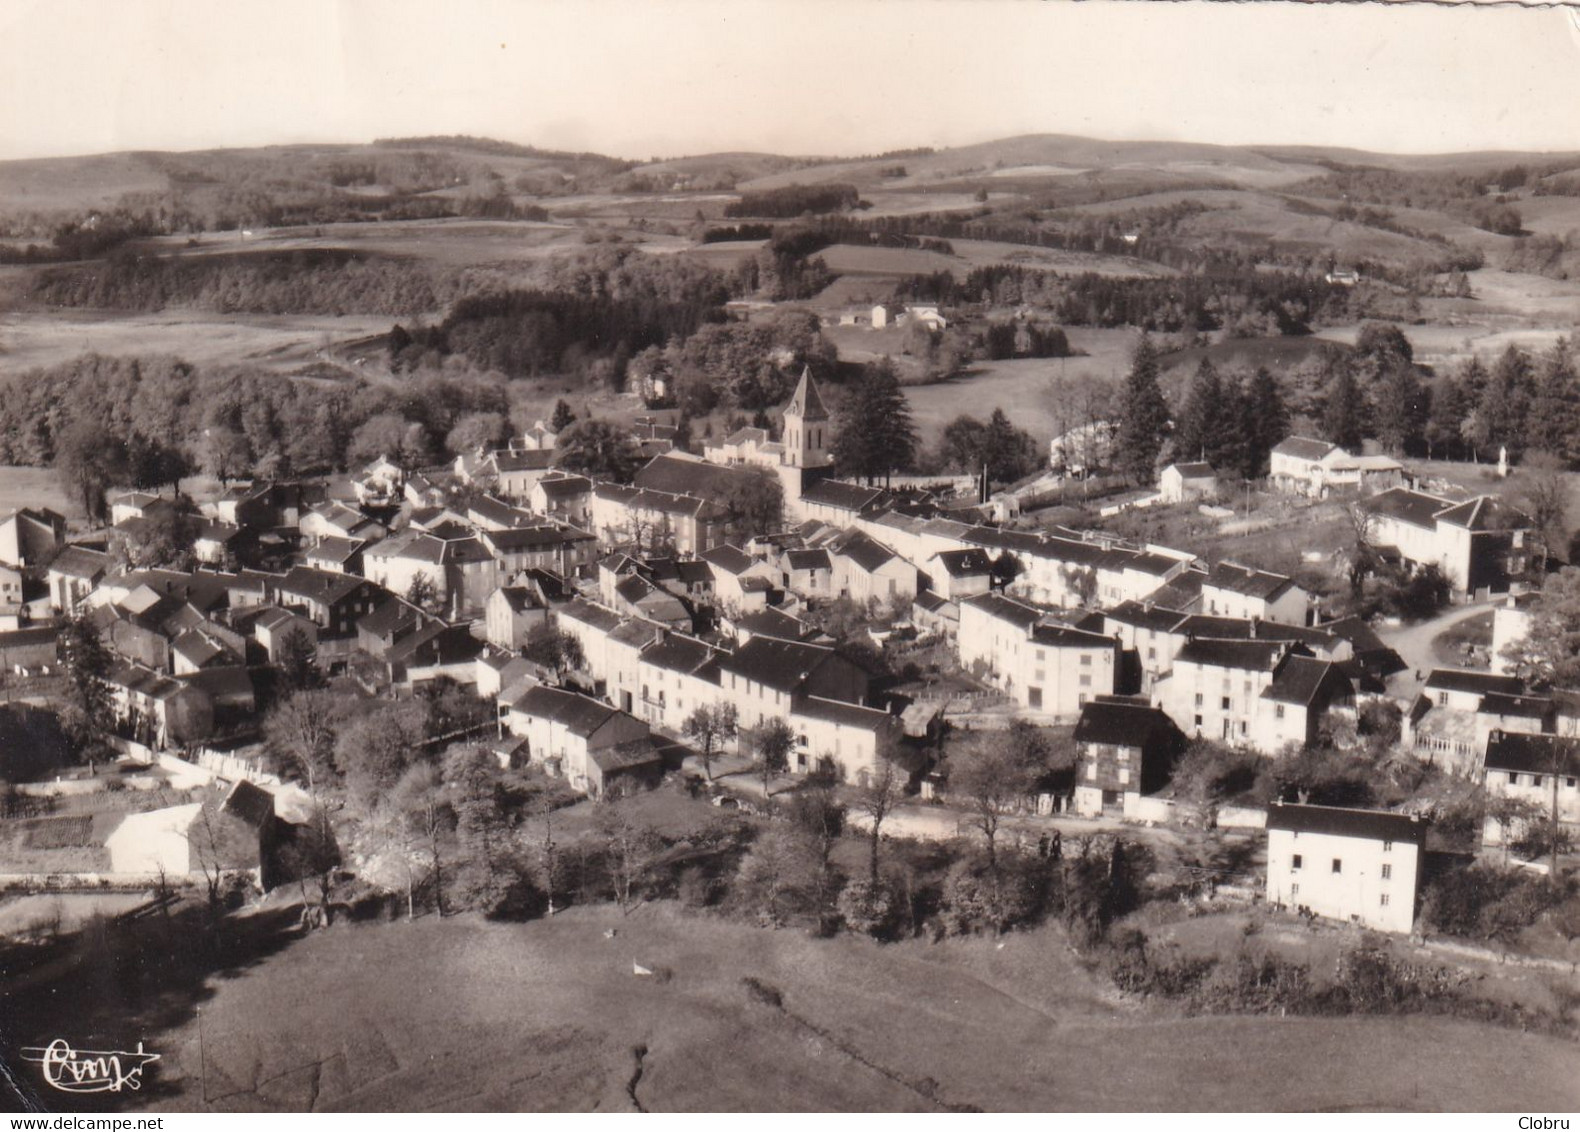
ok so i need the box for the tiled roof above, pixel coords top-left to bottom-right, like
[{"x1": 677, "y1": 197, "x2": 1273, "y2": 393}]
[
  {"x1": 1206, "y1": 560, "x2": 1294, "y2": 602},
  {"x1": 1363, "y1": 487, "x2": 1453, "y2": 531},
  {"x1": 793, "y1": 696, "x2": 893, "y2": 730},
  {"x1": 1265, "y1": 801, "x2": 1427, "y2": 845},
  {"x1": 1073, "y1": 697, "x2": 1182, "y2": 748},
  {"x1": 511, "y1": 684, "x2": 629, "y2": 737},
  {"x1": 1272, "y1": 437, "x2": 1339, "y2": 461},
  {"x1": 1423, "y1": 668, "x2": 1524, "y2": 696},
  {"x1": 719, "y1": 635, "x2": 839, "y2": 693},
  {"x1": 1261, "y1": 655, "x2": 1348, "y2": 707},
  {"x1": 1174, "y1": 638, "x2": 1288, "y2": 671},
  {"x1": 1484, "y1": 730, "x2": 1580, "y2": 776}
]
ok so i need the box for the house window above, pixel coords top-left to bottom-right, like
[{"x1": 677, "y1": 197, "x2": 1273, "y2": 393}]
[
  {"x1": 1028, "y1": 687, "x2": 1043, "y2": 710},
  {"x1": 1382, "y1": 840, "x2": 1393, "y2": 852},
  {"x1": 1509, "y1": 772, "x2": 1519, "y2": 785},
  {"x1": 1193, "y1": 715, "x2": 1202, "y2": 728},
  {"x1": 1036, "y1": 649, "x2": 1046, "y2": 662},
  {"x1": 797, "y1": 734, "x2": 808, "y2": 747},
  {"x1": 1381, "y1": 864, "x2": 1392, "y2": 880},
  {"x1": 1290, "y1": 883, "x2": 1299, "y2": 898},
  {"x1": 1568, "y1": 778, "x2": 1577, "y2": 789},
  {"x1": 1079, "y1": 674, "x2": 1091, "y2": 687},
  {"x1": 1194, "y1": 694, "x2": 1203, "y2": 707},
  {"x1": 1221, "y1": 696, "x2": 1230, "y2": 710},
  {"x1": 1239, "y1": 721, "x2": 1248, "y2": 736},
  {"x1": 1437, "y1": 691, "x2": 1449, "y2": 707},
  {"x1": 1331, "y1": 858, "x2": 1342, "y2": 874},
  {"x1": 1379, "y1": 893, "x2": 1390, "y2": 908},
  {"x1": 1147, "y1": 647, "x2": 1156, "y2": 660},
  {"x1": 1080, "y1": 655, "x2": 1091, "y2": 667},
  {"x1": 1275, "y1": 704, "x2": 1285, "y2": 719}
]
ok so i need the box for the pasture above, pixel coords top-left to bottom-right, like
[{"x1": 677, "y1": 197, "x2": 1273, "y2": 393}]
[
  {"x1": 0, "y1": 309, "x2": 396, "y2": 377},
  {"x1": 82, "y1": 904, "x2": 1580, "y2": 1113},
  {"x1": 0, "y1": 464, "x2": 78, "y2": 520}
]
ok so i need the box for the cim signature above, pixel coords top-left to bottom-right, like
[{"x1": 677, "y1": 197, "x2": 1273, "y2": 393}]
[{"x1": 21, "y1": 1039, "x2": 160, "y2": 1094}]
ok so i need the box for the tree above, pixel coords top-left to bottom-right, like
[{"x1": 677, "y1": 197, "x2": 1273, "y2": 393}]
[
  {"x1": 975, "y1": 408, "x2": 1041, "y2": 485},
  {"x1": 1502, "y1": 566, "x2": 1580, "y2": 690},
  {"x1": 335, "y1": 701, "x2": 430, "y2": 816},
  {"x1": 274, "y1": 627, "x2": 323, "y2": 694},
  {"x1": 597, "y1": 801, "x2": 659, "y2": 913},
  {"x1": 1236, "y1": 367, "x2": 1289, "y2": 479},
  {"x1": 1353, "y1": 322, "x2": 1413, "y2": 376},
  {"x1": 715, "y1": 465, "x2": 784, "y2": 542},
  {"x1": 1321, "y1": 364, "x2": 1365, "y2": 452},
  {"x1": 948, "y1": 722, "x2": 1047, "y2": 889},
  {"x1": 1528, "y1": 340, "x2": 1580, "y2": 465},
  {"x1": 280, "y1": 802, "x2": 341, "y2": 928},
  {"x1": 347, "y1": 412, "x2": 411, "y2": 467},
  {"x1": 53, "y1": 416, "x2": 126, "y2": 525},
  {"x1": 1425, "y1": 374, "x2": 1469, "y2": 460},
  {"x1": 1519, "y1": 450, "x2": 1569, "y2": 574},
  {"x1": 444, "y1": 744, "x2": 515, "y2": 915},
  {"x1": 831, "y1": 359, "x2": 917, "y2": 484},
  {"x1": 405, "y1": 573, "x2": 439, "y2": 611},
  {"x1": 1471, "y1": 345, "x2": 1533, "y2": 459},
  {"x1": 198, "y1": 426, "x2": 252, "y2": 484},
  {"x1": 56, "y1": 613, "x2": 115, "y2": 765},
  {"x1": 523, "y1": 624, "x2": 585, "y2": 683},
  {"x1": 749, "y1": 718, "x2": 795, "y2": 798},
  {"x1": 554, "y1": 419, "x2": 644, "y2": 484},
  {"x1": 113, "y1": 505, "x2": 199, "y2": 571},
  {"x1": 387, "y1": 761, "x2": 449, "y2": 919},
  {"x1": 786, "y1": 779, "x2": 845, "y2": 932},
  {"x1": 263, "y1": 688, "x2": 341, "y2": 796},
  {"x1": 1372, "y1": 362, "x2": 1428, "y2": 457},
  {"x1": 549, "y1": 399, "x2": 578, "y2": 432},
  {"x1": 1173, "y1": 358, "x2": 1224, "y2": 465},
  {"x1": 444, "y1": 411, "x2": 507, "y2": 456},
  {"x1": 853, "y1": 752, "x2": 905, "y2": 883},
  {"x1": 682, "y1": 702, "x2": 738, "y2": 781},
  {"x1": 1114, "y1": 334, "x2": 1170, "y2": 486}
]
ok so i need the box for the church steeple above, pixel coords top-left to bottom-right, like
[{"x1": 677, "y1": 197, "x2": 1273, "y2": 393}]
[{"x1": 782, "y1": 367, "x2": 831, "y2": 468}]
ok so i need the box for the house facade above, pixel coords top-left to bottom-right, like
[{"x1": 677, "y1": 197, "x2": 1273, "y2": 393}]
[{"x1": 1264, "y1": 802, "x2": 1426, "y2": 934}]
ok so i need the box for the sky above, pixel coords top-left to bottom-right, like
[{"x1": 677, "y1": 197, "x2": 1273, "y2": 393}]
[{"x1": 2, "y1": 0, "x2": 1579, "y2": 162}]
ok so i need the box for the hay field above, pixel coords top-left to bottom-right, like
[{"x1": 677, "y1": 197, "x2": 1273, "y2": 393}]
[{"x1": 102, "y1": 904, "x2": 1580, "y2": 1113}]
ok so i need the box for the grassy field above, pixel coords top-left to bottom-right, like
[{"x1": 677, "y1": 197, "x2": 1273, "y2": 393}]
[
  {"x1": 0, "y1": 464, "x2": 77, "y2": 520},
  {"x1": 44, "y1": 904, "x2": 1569, "y2": 1113},
  {"x1": 0, "y1": 309, "x2": 397, "y2": 377}
]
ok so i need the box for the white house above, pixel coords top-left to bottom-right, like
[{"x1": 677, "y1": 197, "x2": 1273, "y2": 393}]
[
  {"x1": 957, "y1": 592, "x2": 1117, "y2": 716},
  {"x1": 1158, "y1": 462, "x2": 1217, "y2": 505},
  {"x1": 1201, "y1": 560, "x2": 1309, "y2": 626},
  {"x1": 1264, "y1": 802, "x2": 1426, "y2": 934},
  {"x1": 103, "y1": 803, "x2": 204, "y2": 876},
  {"x1": 1269, "y1": 438, "x2": 1403, "y2": 498},
  {"x1": 505, "y1": 684, "x2": 653, "y2": 795},
  {"x1": 1481, "y1": 730, "x2": 1580, "y2": 845},
  {"x1": 1490, "y1": 592, "x2": 1535, "y2": 675}
]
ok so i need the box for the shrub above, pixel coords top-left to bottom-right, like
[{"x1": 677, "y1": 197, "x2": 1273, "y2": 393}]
[
  {"x1": 1419, "y1": 864, "x2": 1565, "y2": 941},
  {"x1": 837, "y1": 878, "x2": 902, "y2": 939},
  {"x1": 940, "y1": 854, "x2": 1049, "y2": 936}
]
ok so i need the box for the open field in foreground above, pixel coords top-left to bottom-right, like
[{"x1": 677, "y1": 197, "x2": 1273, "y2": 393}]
[{"x1": 61, "y1": 904, "x2": 1577, "y2": 1113}]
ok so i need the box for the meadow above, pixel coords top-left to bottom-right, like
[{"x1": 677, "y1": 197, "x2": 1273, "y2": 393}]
[{"x1": 87, "y1": 903, "x2": 1580, "y2": 1113}]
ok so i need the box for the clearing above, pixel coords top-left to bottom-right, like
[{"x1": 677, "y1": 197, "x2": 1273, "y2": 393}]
[
  {"x1": 0, "y1": 464, "x2": 78, "y2": 520},
  {"x1": 31, "y1": 903, "x2": 1572, "y2": 1113}
]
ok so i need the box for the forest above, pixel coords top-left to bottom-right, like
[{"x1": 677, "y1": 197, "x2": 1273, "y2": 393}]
[{"x1": 723, "y1": 182, "x2": 862, "y2": 219}]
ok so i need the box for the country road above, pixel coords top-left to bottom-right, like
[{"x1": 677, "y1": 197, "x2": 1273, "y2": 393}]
[{"x1": 1374, "y1": 598, "x2": 1497, "y2": 701}]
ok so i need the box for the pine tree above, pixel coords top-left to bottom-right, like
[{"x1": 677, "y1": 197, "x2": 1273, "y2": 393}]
[
  {"x1": 1172, "y1": 358, "x2": 1222, "y2": 465},
  {"x1": 549, "y1": 399, "x2": 577, "y2": 432},
  {"x1": 1237, "y1": 367, "x2": 1288, "y2": 480},
  {"x1": 832, "y1": 360, "x2": 917, "y2": 484},
  {"x1": 1206, "y1": 377, "x2": 1246, "y2": 476},
  {"x1": 1321, "y1": 365, "x2": 1365, "y2": 452},
  {"x1": 1529, "y1": 340, "x2": 1580, "y2": 465},
  {"x1": 1424, "y1": 374, "x2": 1468, "y2": 460},
  {"x1": 1373, "y1": 363, "x2": 1429, "y2": 456},
  {"x1": 1114, "y1": 334, "x2": 1170, "y2": 485},
  {"x1": 1474, "y1": 345, "x2": 1533, "y2": 458}
]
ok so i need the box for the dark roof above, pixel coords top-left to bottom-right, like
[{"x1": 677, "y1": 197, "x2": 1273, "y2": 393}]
[
  {"x1": 1206, "y1": 560, "x2": 1294, "y2": 602},
  {"x1": 1170, "y1": 461, "x2": 1215, "y2": 478},
  {"x1": 536, "y1": 474, "x2": 592, "y2": 498},
  {"x1": 1029, "y1": 622, "x2": 1114, "y2": 649},
  {"x1": 1483, "y1": 731, "x2": 1580, "y2": 776},
  {"x1": 835, "y1": 531, "x2": 898, "y2": 573},
  {"x1": 358, "y1": 597, "x2": 429, "y2": 639},
  {"x1": 1363, "y1": 487, "x2": 1453, "y2": 531},
  {"x1": 489, "y1": 449, "x2": 554, "y2": 473},
  {"x1": 1105, "y1": 601, "x2": 1189, "y2": 633},
  {"x1": 633, "y1": 452, "x2": 752, "y2": 499},
  {"x1": 278, "y1": 565, "x2": 368, "y2": 606},
  {"x1": 783, "y1": 367, "x2": 829, "y2": 423},
  {"x1": 176, "y1": 665, "x2": 255, "y2": 702},
  {"x1": 494, "y1": 586, "x2": 542, "y2": 615},
  {"x1": 0, "y1": 626, "x2": 57, "y2": 648},
  {"x1": 1272, "y1": 437, "x2": 1338, "y2": 461},
  {"x1": 560, "y1": 598, "x2": 623, "y2": 633},
  {"x1": 1073, "y1": 698, "x2": 1183, "y2": 748},
  {"x1": 1477, "y1": 691, "x2": 1553, "y2": 720},
  {"x1": 719, "y1": 635, "x2": 839, "y2": 693},
  {"x1": 641, "y1": 633, "x2": 718, "y2": 675},
  {"x1": 793, "y1": 696, "x2": 894, "y2": 729},
  {"x1": 589, "y1": 738, "x2": 665, "y2": 774},
  {"x1": 49, "y1": 545, "x2": 112, "y2": 578},
  {"x1": 484, "y1": 525, "x2": 593, "y2": 552},
  {"x1": 221, "y1": 779, "x2": 275, "y2": 829},
  {"x1": 963, "y1": 591, "x2": 1045, "y2": 630},
  {"x1": 786, "y1": 548, "x2": 832, "y2": 571},
  {"x1": 799, "y1": 479, "x2": 890, "y2": 514},
  {"x1": 391, "y1": 622, "x2": 483, "y2": 668},
  {"x1": 913, "y1": 590, "x2": 952, "y2": 614},
  {"x1": 1434, "y1": 496, "x2": 1531, "y2": 532},
  {"x1": 1265, "y1": 801, "x2": 1428, "y2": 845},
  {"x1": 306, "y1": 536, "x2": 365, "y2": 564},
  {"x1": 1262, "y1": 655, "x2": 1349, "y2": 707},
  {"x1": 468, "y1": 495, "x2": 536, "y2": 527},
  {"x1": 933, "y1": 548, "x2": 994, "y2": 577},
  {"x1": 1423, "y1": 668, "x2": 1525, "y2": 696},
  {"x1": 702, "y1": 544, "x2": 756, "y2": 575},
  {"x1": 1175, "y1": 638, "x2": 1288, "y2": 671},
  {"x1": 511, "y1": 685, "x2": 627, "y2": 737},
  {"x1": 735, "y1": 607, "x2": 808, "y2": 641}
]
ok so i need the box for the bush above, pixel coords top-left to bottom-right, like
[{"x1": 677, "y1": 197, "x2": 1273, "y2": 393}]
[
  {"x1": 1419, "y1": 864, "x2": 1565, "y2": 941},
  {"x1": 940, "y1": 854, "x2": 1049, "y2": 936},
  {"x1": 837, "y1": 878, "x2": 902, "y2": 939}
]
